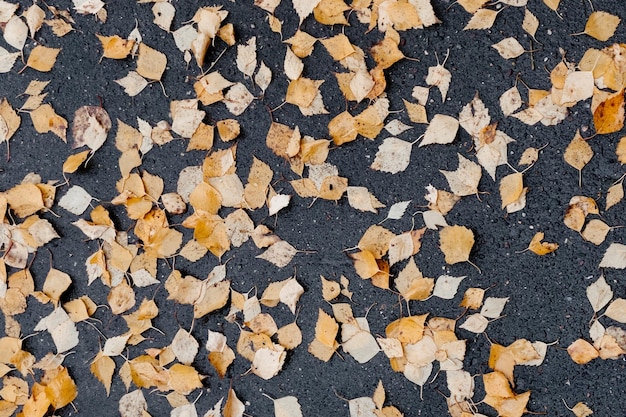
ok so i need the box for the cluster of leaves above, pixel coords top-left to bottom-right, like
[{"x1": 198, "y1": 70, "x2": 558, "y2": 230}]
[{"x1": 1, "y1": 0, "x2": 626, "y2": 416}]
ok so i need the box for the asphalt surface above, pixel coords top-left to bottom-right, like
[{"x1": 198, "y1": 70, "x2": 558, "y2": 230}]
[{"x1": 2, "y1": 0, "x2": 626, "y2": 416}]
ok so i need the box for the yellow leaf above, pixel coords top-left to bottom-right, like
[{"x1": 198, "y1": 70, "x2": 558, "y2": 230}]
[
  {"x1": 30, "y1": 103, "x2": 68, "y2": 141},
  {"x1": 328, "y1": 111, "x2": 357, "y2": 145},
  {"x1": 44, "y1": 367, "x2": 77, "y2": 409},
  {"x1": 457, "y1": 0, "x2": 489, "y2": 14},
  {"x1": 593, "y1": 89, "x2": 624, "y2": 135},
  {"x1": 583, "y1": 11, "x2": 620, "y2": 41},
  {"x1": 90, "y1": 353, "x2": 115, "y2": 396},
  {"x1": 404, "y1": 100, "x2": 428, "y2": 124},
  {"x1": 370, "y1": 33, "x2": 404, "y2": 69},
  {"x1": 349, "y1": 250, "x2": 379, "y2": 279},
  {"x1": 460, "y1": 287, "x2": 485, "y2": 310},
  {"x1": 314, "y1": 0, "x2": 349, "y2": 25},
  {"x1": 439, "y1": 225, "x2": 474, "y2": 265},
  {"x1": 168, "y1": 363, "x2": 203, "y2": 394},
  {"x1": 321, "y1": 34, "x2": 354, "y2": 61},
  {"x1": 606, "y1": 181, "x2": 623, "y2": 210},
  {"x1": 617, "y1": 136, "x2": 626, "y2": 164},
  {"x1": 277, "y1": 322, "x2": 302, "y2": 350},
  {"x1": 286, "y1": 78, "x2": 322, "y2": 108},
  {"x1": 208, "y1": 346, "x2": 235, "y2": 378},
  {"x1": 96, "y1": 34, "x2": 134, "y2": 59},
  {"x1": 464, "y1": 8, "x2": 499, "y2": 30},
  {"x1": 500, "y1": 172, "x2": 524, "y2": 209},
  {"x1": 315, "y1": 308, "x2": 338, "y2": 347},
  {"x1": 26, "y1": 45, "x2": 61, "y2": 72},
  {"x1": 4, "y1": 183, "x2": 44, "y2": 218},
  {"x1": 527, "y1": 232, "x2": 558, "y2": 255},
  {"x1": 543, "y1": 0, "x2": 560, "y2": 11},
  {"x1": 136, "y1": 43, "x2": 167, "y2": 81},
  {"x1": 567, "y1": 338, "x2": 598, "y2": 364},
  {"x1": 62, "y1": 150, "x2": 90, "y2": 174},
  {"x1": 571, "y1": 402, "x2": 593, "y2": 417},
  {"x1": 385, "y1": 315, "x2": 428, "y2": 344},
  {"x1": 581, "y1": 219, "x2": 610, "y2": 245}
]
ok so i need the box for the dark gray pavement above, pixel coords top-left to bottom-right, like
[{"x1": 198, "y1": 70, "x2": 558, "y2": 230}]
[{"x1": 1, "y1": 0, "x2": 626, "y2": 416}]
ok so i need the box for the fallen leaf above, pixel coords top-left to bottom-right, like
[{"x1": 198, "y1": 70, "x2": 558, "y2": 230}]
[
  {"x1": 464, "y1": 8, "x2": 499, "y2": 30},
  {"x1": 4, "y1": 15, "x2": 28, "y2": 50},
  {"x1": 426, "y1": 57, "x2": 452, "y2": 102},
  {"x1": 256, "y1": 240, "x2": 298, "y2": 268},
  {"x1": 582, "y1": 11, "x2": 620, "y2": 41},
  {"x1": 58, "y1": 186, "x2": 92, "y2": 215},
  {"x1": 606, "y1": 181, "x2": 624, "y2": 210},
  {"x1": 587, "y1": 275, "x2": 613, "y2": 312},
  {"x1": 371, "y1": 137, "x2": 413, "y2": 174},
  {"x1": 237, "y1": 37, "x2": 257, "y2": 77},
  {"x1": 30, "y1": 103, "x2": 68, "y2": 141},
  {"x1": 72, "y1": 106, "x2": 112, "y2": 151},
  {"x1": 571, "y1": 402, "x2": 593, "y2": 417},
  {"x1": 492, "y1": 37, "x2": 525, "y2": 59},
  {"x1": 567, "y1": 339, "x2": 598, "y2": 364},
  {"x1": 420, "y1": 114, "x2": 459, "y2": 146},
  {"x1": 152, "y1": 2, "x2": 175, "y2": 31},
  {"x1": 522, "y1": 8, "x2": 539, "y2": 40},
  {"x1": 439, "y1": 225, "x2": 474, "y2": 265},
  {"x1": 433, "y1": 275, "x2": 465, "y2": 299},
  {"x1": 272, "y1": 396, "x2": 303, "y2": 417},
  {"x1": 599, "y1": 243, "x2": 626, "y2": 269},
  {"x1": 137, "y1": 43, "x2": 167, "y2": 81},
  {"x1": 605, "y1": 298, "x2": 626, "y2": 323},
  {"x1": 440, "y1": 154, "x2": 482, "y2": 196},
  {"x1": 527, "y1": 232, "x2": 558, "y2": 255},
  {"x1": 594, "y1": 89, "x2": 624, "y2": 135},
  {"x1": 582, "y1": 219, "x2": 610, "y2": 245},
  {"x1": 481, "y1": 297, "x2": 509, "y2": 318}
]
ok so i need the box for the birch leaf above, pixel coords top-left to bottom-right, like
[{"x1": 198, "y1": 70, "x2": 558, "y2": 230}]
[
  {"x1": 293, "y1": 0, "x2": 322, "y2": 24},
  {"x1": 58, "y1": 186, "x2": 92, "y2": 215},
  {"x1": 606, "y1": 182, "x2": 624, "y2": 210},
  {"x1": 586, "y1": 275, "x2": 613, "y2": 312},
  {"x1": 522, "y1": 8, "x2": 539, "y2": 40},
  {"x1": 500, "y1": 86, "x2": 522, "y2": 116},
  {"x1": 600, "y1": 243, "x2": 626, "y2": 269},
  {"x1": 4, "y1": 16, "x2": 28, "y2": 50},
  {"x1": 371, "y1": 137, "x2": 413, "y2": 174},
  {"x1": 440, "y1": 154, "x2": 482, "y2": 196},
  {"x1": 256, "y1": 240, "x2": 298, "y2": 268},
  {"x1": 439, "y1": 226, "x2": 474, "y2": 265},
  {"x1": 386, "y1": 200, "x2": 411, "y2": 220},
  {"x1": 492, "y1": 38, "x2": 525, "y2": 59},
  {"x1": 420, "y1": 114, "x2": 459, "y2": 146},
  {"x1": 115, "y1": 72, "x2": 148, "y2": 97},
  {"x1": 582, "y1": 11, "x2": 620, "y2": 41},
  {"x1": 433, "y1": 275, "x2": 466, "y2": 299},
  {"x1": 237, "y1": 37, "x2": 257, "y2": 77},
  {"x1": 0, "y1": 47, "x2": 19, "y2": 73},
  {"x1": 26, "y1": 46, "x2": 61, "y2": 72},
  {"x1": 273, "y1": 396, "x2": 303, "y2": 417},
  {"x1": 464, "y1": 9, "x2": 499, "y2": 30}
]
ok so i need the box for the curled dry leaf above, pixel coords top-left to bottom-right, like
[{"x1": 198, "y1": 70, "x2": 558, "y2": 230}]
[{"x1": 527, "y1": 232, "x2": 558, "y2": 255}]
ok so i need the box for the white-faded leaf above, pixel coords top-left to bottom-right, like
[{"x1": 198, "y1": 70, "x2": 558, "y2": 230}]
[
  {"x1": 600, "y1": 243, "x2": 626, "y2": 269},
  {"x1": 171, "y1": 328, "x2": 199, "y2": 365},
  {"x1": 371, "y1": 137, "x2": 413, "y2": 174},
  {"x1": 256, "y1": 240, "x2": 298, "y2": 268},
  {"x1": 587, "y1": 275, "x2": 613, "y2": 312},
  {"x1": 480, "y1": 297, "x2": 509, "y2": 318},
  {"x1": 58, "y1": 186, "x2": 92, "y2": 215},
  {"x1": 433, "y1": 275, "x2": 465, "y2": 299}
]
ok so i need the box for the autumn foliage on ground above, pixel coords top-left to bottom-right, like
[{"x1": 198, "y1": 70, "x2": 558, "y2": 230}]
[{"x1": 0, "y1": 0, "x2": 626, "y2": 416}]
